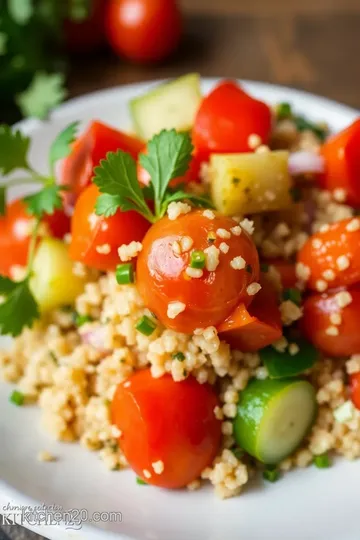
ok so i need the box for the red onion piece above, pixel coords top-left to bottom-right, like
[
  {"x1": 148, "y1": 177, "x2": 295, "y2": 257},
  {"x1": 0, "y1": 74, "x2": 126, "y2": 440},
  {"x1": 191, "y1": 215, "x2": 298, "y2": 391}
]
[
  {"x1": 79, "y1": 325, "x2": 110, "y2": 353},
  {"x1": 288, "y1": 151, "x2": 325, "y2": 176}
]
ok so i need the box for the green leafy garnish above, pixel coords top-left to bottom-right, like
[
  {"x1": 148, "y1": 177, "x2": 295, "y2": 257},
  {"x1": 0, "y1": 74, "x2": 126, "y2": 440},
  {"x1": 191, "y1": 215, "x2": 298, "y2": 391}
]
[
  {"x1": 283, "y1": 288, "x2": 302, "y2": 306},
  {"x1": 0, "y1": 279, "x2": 39, "y2": 337},
  {"x1": 74, "y1": 313, "x2": 93, "y2": 327},
  {"x1": 9, "y1": 389, "x2": 25, "y2": 406},
  {"x1": 8, "y1": 0, "x2": 33, "y2": 25},
  {"x1": 172, "y1": 352, "x2": 185, "y2": 361},
  {"x1": 25, "y1": 185, "x2": 64, "y2": 217},
  {"x1": 49, "y1": 121, "x2": 79, "y2": 173},
  {"x1": 263, "y1": 467, "x2": 280, "y2": 483},
  {"x1": 136, "y1": 476, "x2": 148, "y2": 485},
  {"x1": 0, "y1": 125, "x2": 31, "y2": 175},
  {"x1": 94, "y1": 129, "x2": 213, "y2": 223},
  {"x1": 294, "y1": 116, "x2": 327, "y2": 142},
  {"x1": 16, "y1": 72, "x2": 67, "y2": 120},
  {"x1": 314, "y1": 453, "x2": 331, "y2": 469}
]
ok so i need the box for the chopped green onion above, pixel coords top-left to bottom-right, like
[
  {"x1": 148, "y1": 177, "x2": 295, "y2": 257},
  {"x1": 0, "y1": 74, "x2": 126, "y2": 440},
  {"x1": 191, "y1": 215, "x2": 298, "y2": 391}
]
[
  {"x1": 116, "y1": 263, "x2": 134, "y2": 285},
  {"x1": 260, "y1": 337, "x2": 318, "y2": 379},
  {"x1": 263, "y1": 467, "x2": 280, "y2": 483},
  {"x1": 245, "y1": 264, "x2": 252, "y2": 274},
  {"x1": 260, "y1": 263, "x2": 269, "y2": 273},
  {"x1": 9, "y1": 390, "x2": 25, "y2": 406},
  {"x1": 136, "y1": 476, "x2": 148, "y2": 485},
  {"x1": 190, "y1": 250, "x2": 206, "y2": 269},
  {"x1": 74, "y1": 313, "x2": 93, "y2": 327},
  {"x1": 314, "y1": 453, "x2": 331, "y2": 469},
  {"x1": 294, "y1": 115, "x2": 327, "y2": 142},
  {"x1": 277, "y1": 102, "x2": 292, "y2": 119},
  {"x1": 172, "y1": 352, "x2": 185, "y2": 361},
  {"x1": 136, "y1": 315, "x2": 157, "y2": 336},
  {"x1": 49, "y1": 351, "x2": 58, "y2": 363},
  {"x1": 231, "y1": 447, "x2": 244, "y2": 460},
  {"x1": 283, "y1": 288, "x2": 302, "y2": 306}
]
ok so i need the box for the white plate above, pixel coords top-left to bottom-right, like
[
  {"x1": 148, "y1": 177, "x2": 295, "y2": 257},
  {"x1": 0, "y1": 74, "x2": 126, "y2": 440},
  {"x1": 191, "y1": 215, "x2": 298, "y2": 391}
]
[{"x1": 0, "y1": 79, "x2": 359, "y2": 540}]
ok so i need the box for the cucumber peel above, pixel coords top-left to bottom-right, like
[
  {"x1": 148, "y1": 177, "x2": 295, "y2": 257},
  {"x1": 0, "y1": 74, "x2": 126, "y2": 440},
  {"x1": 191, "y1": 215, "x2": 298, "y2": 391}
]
[{"x1": 233, "y1": 378, "x2": 317, "y2": 464}]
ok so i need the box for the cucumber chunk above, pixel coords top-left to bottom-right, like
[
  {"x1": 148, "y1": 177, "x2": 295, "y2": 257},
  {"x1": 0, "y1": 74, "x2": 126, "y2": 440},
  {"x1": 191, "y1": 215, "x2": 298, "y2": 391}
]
[
  {"x1": 130, "y1": 73, "x2": 202, "y2": 140},
  {"x1": 260, "y1": 338, "x2": 318, "y2": 379},
  {"x1": 30, "y1": 237, "x2": 87, "y2": 312},
  {"x1": 233, "y1": 379, "x2": 317, "y2": 464}
]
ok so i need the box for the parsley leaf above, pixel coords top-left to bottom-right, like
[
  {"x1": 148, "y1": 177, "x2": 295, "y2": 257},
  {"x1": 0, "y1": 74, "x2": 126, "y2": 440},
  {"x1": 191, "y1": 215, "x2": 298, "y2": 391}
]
[
  {"x1": 0, "y1": 125, "x2": 30, "y2": 175},
  {"x1": 94, "y1": 150, "x2": 153, "y2": 221},
  {"x1": 49, "y1": 121, "x2": 79, "y2": 172},
  {"x1": 0, "y1": 280, "x2": 39, "y2": 337},
  {"x1": 0, "y1": 276, "x2": 17, "y2": 294},
  {"x1": 8, "y1": 0, "x2": 33, "y2": 24},
  {"x1": 0, "y1": 32, "x2": 7, "y2": 55},
  {"x1": 25, "y1": 185, "x2": 63, "y2": 217},
  {"x1": 160, "y1": 190, "x2": 214, "y2": 217},
  {"x1": 95, "y1": 193, "x2": 123, "y2": 218},
  {"x1": 16, "y1": 72, "x2": 67, "y2": 120},
  {"x1": 0, "y1": 186, "x2": 6, "y2": 216},
  {"x1": 139, "y1": 130, "x2": 194, "y2": 214}
]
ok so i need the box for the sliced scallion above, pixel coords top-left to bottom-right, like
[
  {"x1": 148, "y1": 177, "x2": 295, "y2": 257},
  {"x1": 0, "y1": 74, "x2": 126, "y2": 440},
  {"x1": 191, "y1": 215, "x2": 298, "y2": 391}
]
[
  {"x1": 9, "y1": 390, "x2": 25, "y2": 406},
  {"x1": 74, "y1": 313, "x2": 93, "y2": 327},
  {"x1": 283, "y1": 288, "x2": 302, "y2": 306},
  {"x1": 190, "y1": 250, "x2": 206, "y2": 269},
  {"x1": 136, "y1": 476, "x2": 148, "y2": 485},
  {"x1": 277, "y1": 102, "x2": 292, "y2": 120},
  {"x1": 116, "y1": 263, "x2": 134, "y2": 285},
  {"x1": 136, "y1": 315, "x2": 157, "y2": 336},
  {"x1": 263, "y1": 466, "x2": 280, "y2": 483},
  {"x1": 172, "y1": 352, "x2": 185, "y2": 361},
  {"x1": 314, "y1": 453, "x2": 331, "y2": 469}
]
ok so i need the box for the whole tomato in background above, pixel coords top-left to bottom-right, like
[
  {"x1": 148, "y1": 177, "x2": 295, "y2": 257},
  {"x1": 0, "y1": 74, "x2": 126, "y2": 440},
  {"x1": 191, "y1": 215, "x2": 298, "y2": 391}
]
[{"x1": 105, "y1": 0, "x2": 182, "y2": 62}]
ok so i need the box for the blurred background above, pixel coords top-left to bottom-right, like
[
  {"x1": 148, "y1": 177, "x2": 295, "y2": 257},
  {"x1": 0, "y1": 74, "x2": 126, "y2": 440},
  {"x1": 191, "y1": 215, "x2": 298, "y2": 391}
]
[{"x1": 0, "y1": 0, "x2": 359, "y2": 124}]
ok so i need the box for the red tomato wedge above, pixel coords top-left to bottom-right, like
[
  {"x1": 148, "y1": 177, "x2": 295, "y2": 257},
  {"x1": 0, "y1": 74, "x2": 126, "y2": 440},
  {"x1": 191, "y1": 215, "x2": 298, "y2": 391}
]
[
  {"x1": 192, "y1": 80, "x2": 272, "y2": 160},
  {"x1": 60, "y1": 121, "x2": 144, "y2": 209},
  {"x1": 69, "y1": 183, "x2": 150, "y2": 271},
  {"x1": 319, "y1": 118, "x2": 360, "y2": 207},
  {"x1": 350, "y1": 373, "x2": 360, "y2": 410},
  {"x1": 112, "y1": 369, "x2": 221, "y2": 488},
  {"x1": 217, "y1": 275, "x2": 282, "y2": 352},
  {"x1": 302, "y1": 284, "x2": 360, "y2": 357}
]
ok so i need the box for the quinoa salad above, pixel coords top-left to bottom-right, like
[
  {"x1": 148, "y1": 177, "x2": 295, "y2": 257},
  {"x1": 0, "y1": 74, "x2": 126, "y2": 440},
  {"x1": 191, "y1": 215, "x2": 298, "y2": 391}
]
[{"x1": 1, "y1": 74, "x2": 360, "y2": 499}]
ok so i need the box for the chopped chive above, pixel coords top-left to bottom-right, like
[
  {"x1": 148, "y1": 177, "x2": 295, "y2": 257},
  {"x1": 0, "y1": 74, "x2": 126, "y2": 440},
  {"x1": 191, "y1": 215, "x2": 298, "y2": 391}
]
[
  {"x1": 245, "y1": 264, "x2": 252, "y2": 274},
  {"x1": 294, "y1": 115, "x2": 327, "y2": 142},
  {"x1": 136, "y1": 476, "x2": 148, "y2": 485},
  {"x1": 314, "y1": 453, "x2": 331, "y2": 469},
  {"x1": 260, "y1": 263, "x2": 269, "y2": 273},
  {"x1": 283, "y1": 288, "x2": 302, "y2": 306},
  {"x1": 190, "y1": 250, "x2": 206, "y2": 269},
  {"x1": 49, "y1": 351, "x2": 58, "y2": 363},
  {"x1": 74, "y1": 313, "x2": 93, "y2": 327},
  {"x1": 136, "y1": 315, "x2": 157, "y2": 336},
  {"x1": 116, "y1": 263, "x2": 134, "y2": 285},
  {"x1": 231, "y1": 447, "x2": 244, "y2": 460},
  {"x1": 263, "y1": 467, "x2": 280, "y2": 483},
  {"x1": 232, "y1": 177, "x2": 241, "y2": 185},
  {"x1": 9, "y1": 390, "x2": 24, "y2": 406},
  {"x1": 277, "y1": 102, "x2": 292, "y2": 119},
  {"x1": 289, "y1": 186, "x2": 302, "y2": 202},
  {"x1": 172, "y1": 352, "x2": 185, "y2": 361}
]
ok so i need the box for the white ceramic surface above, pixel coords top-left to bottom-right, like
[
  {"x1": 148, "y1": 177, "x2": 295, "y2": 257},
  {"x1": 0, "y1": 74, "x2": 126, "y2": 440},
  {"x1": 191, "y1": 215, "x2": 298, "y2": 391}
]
[{"x1": 0, "y1": 79, "x2": 359, "y2": 540}]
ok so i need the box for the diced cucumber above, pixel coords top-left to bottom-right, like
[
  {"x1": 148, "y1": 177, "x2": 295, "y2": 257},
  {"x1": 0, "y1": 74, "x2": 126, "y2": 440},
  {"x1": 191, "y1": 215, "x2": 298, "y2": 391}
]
[
  {"x1": 233, "y1": 378, "x2": 317, "y2": 464},
  {"x1": 30, "y1": 237, "x2": 87, "y2": 312},
  {"x1": 260, "y1": 338, "x2": 318, "y2": 379},
  {"x1": 210, "y1": 150, "x2": 292, "y2": 216},
  {"x1": 130, "y1": 73, "x2": 202, "y2": 140}
]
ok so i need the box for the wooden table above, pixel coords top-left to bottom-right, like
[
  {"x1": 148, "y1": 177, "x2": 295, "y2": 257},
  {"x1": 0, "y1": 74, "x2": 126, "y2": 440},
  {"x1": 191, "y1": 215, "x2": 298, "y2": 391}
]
[{"x1": 1, "y1": 1, "x2": 359, "y2": 539}]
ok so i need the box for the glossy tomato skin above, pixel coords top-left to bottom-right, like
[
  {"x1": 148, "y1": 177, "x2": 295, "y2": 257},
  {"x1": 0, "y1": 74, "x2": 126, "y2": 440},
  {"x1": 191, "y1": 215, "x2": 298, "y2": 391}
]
[
  {"x1": 0, "y1": 199, "x2": 70, "y2": 277},
  {"x1": 69, "y1": 183, "x2": 150, "y2": 271},
  {"x1": 193, "y1": 81, "x2": 272, "y2": 160},
  {"x1": 302, "y1": 284, "x2": 360, "y2": 357},
  {"x1": 60, "y1": 121, "x2": 144, "y2": 210},
  {"x1": 319, "y1": 119, "x2": 360, "y2": 207},
  {"x1": 350, "y1": 373, "x2": 360, "y2": 410},
  {"x1": 112, "y1": 369, "x2": 221, "y2": 488},
  {"x1": 136, "y1": 210, "x2": 260, "y2": 333},
  {"x1": 297, "y1": 218, "x2": 360, "y2": 291},
  {"x1": 105, "y1": 0, "x2": 182, "y2": 63}
]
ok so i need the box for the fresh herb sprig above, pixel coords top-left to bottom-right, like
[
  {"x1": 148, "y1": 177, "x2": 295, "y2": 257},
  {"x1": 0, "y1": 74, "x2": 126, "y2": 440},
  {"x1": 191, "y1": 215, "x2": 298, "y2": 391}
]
[
  {"x1": 94, "y1": 129, "x2": 213, "y2": 223},
  {"x1": 0, "y1": 121, "x2": 78, "y2": 336}
]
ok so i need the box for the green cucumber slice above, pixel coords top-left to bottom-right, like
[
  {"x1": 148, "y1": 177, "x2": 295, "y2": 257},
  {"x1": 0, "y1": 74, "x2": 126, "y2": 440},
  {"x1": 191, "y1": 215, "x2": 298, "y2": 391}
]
[
  {"x1": 260, "y1": 338, "x2": 318, "y2": 379},
  {"x1": 233, "y1": 378, "x2": 317, "y2": 464},
  {"x1": 130, "y1": 73, "x2": 202, "y2": 140}
]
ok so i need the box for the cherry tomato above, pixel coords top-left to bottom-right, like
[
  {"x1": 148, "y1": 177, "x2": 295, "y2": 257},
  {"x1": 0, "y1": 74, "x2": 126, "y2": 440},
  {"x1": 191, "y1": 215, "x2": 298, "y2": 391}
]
[
  {"x1": 64, "y1": 0, "x2": 106, "y2": 53},
  {"x1": 0, "y1": 199, "x2": 70, "y2": 277},
  {"x1": 302, "y1": 284, "x2": 360, "y2": 357},
  {"x1": 136, "y1": 210, "x2": 260, "y2": 333},
  {"x1": 319, "y1": 119, "x2": 360, "y2": 207},
  {"x1": 105, "y1": 0, "x2": 182, "y2": 63},
  {"x1": 350, "y1": 373, "x2": 360, "y2": 410},
  {"x1": 297, "y1": 218, "x2": 360, "y2": 291},
  {"x1": 60, "y1": 121, "x2": 144, "y2": 210},
  {"x1": 112, "y1": 369, "x2": 221, "y2": 488},
  {"x1": 218, "y1": 274, "x2": 282, "y2": 352},
  {"x1": 266, "y1": 259, "x2": 297, "y2": 289},
  {"x1": 137, "y1": 144, "x2": 203, "y2": 187},
  {"x1": 192, "y1": 81, "x2": 272, "y2": 160},
  {"x1": 69, "y1": 183, "x2": 150, "y2": 271}
]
